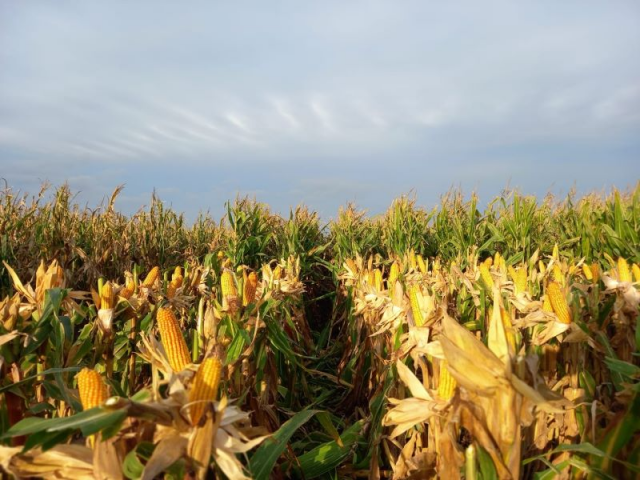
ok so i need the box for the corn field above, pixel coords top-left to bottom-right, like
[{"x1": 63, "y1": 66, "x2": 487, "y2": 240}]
[{"x1": 0, "y1": 183, "x2": 639, "y2": 479}]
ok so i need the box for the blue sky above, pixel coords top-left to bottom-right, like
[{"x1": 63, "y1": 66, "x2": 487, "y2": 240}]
[{"x1": 1, "y1": 1, "x2": 639, "y2": 220}]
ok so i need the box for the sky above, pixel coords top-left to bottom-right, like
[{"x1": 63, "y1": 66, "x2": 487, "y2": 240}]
[{"x1": 1, "y1": 1, "x2": 639, "y2": 221}]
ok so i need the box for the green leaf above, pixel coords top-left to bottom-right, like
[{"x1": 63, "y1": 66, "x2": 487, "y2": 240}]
[
  {"x1": 123, "y1": 449, "x2": 145, "y2": 480},
  {"x1": 296, "y1": 420, "x2": 364, "y2": 479},
  {"x1": 1, "y1": 406, "x2": 127, "y2": 446},
  {"x1": 315, "y1": 412, "x2": 343, "y2": 448},
  {"x1": 476, "y1": 444, "x2": 498, "y2": 480},
  {"x1": 249, "y1": 409, "x2": 321, "y2": 480},
  {"x1": 0, "y1": 367, "x2": 82, "y2": 394}
]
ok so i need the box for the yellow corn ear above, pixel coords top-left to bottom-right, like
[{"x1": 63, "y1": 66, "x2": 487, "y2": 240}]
[
  {"x1": 189, "y1": 356, "x2": 223, "y2": 426},
  {"x1": 509, "y1": 266, "x2": 527, "y2": 295},
  {"x1": 367, "y1": 270, "x2": 375, "y2": 287},
  {"x1": 157, "y1": 307, "x2": 191, "y2": 372},
  {"x1": 100, "y1": 282, "x2": 115, "y2": 310},
  {"x1": 409, "y1": 286, "x2": 424, "y2": 327},
  {"x1": 537, "y1": 260, "x2": 546, "y2": 276},
  {"x1": 582, "y1": 264, "x2": 593, "y2": 281},
  {"x1": 166, "y1": 281, "x2": 178, "y2": 299},
  {"x1": 142, "y1": 266, "x2": 160, "y2": 288},
  {"x1": 345, "y1": 258, "x2": 357, "y2": 273},
  {"x1": 76, "y1": 368, "x2": 108, "y2": 410},
  {"x1": 548, "y1": 281, "x2": 571, "y2": 324},
  {"x1": 552, "y1": 243, "x2": 559, "y2": 260},
  {"x1": 542, "y1": 293, "x2": 553, "y2": 312},
  {"x1": 172, "y1": 266, "x2": 183, "y2": 282},
  {"x1": 417, "y1": 255, "x2": 427, "y2": 274},
  {"x1": 273, "y1": 265, "x2": 283, "y2": 280},
  {"x1": 221, "y1": 270, "x2": 238, "y2": 298},
  {"x1": 552, "y1": 265, "x2": 564, "y2": 286},
  {"x1": 500, "y1": 307, "x2": 516, "y2": 352},
  {"x1": 479, "y1": 262, "x2": 494, "y2": 291},
  {"x1": 373, "y1": 269, "x2": 383, "y2": 291},
  {"x1": 590, "y1": 263, "x2": 599, "y2": 283},
  {"x1": 617, "y1": 257, "x2": 631, "y2": 282},
  {"x1": 632, "y1": 264, "x2": 640, "y2": 282},
  {"x1": 438, "y1": 362, "x2": 457, "y2": 400},
  {"x1": 388, "y1": 262, "x2": 400, "y2": 289},
  {"x1": 409, "y1": 250, "x2": 417, "y2": 270},
  {"x1": 243, "y1": 272, "x2": 258, "y2": 306}
]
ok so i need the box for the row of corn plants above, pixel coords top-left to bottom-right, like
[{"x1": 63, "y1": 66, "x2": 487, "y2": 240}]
[{"x1": 0, "y1": 183, "x2": 638, "y2": 478}]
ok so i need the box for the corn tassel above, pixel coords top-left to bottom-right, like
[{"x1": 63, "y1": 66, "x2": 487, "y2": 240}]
[
  {"x1": 76, "y1": 368, "x2": 108, "y2": 410},
  {"x1": 189, "y1": 356, "x2": 223, "y2": 426},
  {"x1": 548, "y1": 281, "x2": 571, "y2": 324},
  {"x1": 157, "y1": 307, "x2": 191, "y2": 372},
  {"x1": 438, "y1": 362, "x2": 457, "y2": 400}
]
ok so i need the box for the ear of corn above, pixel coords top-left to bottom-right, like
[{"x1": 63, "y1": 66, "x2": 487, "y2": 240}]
[
  {"x1": 590, "y1": 263, "x2": 600, "y2": 282},
  {"x1": 500, "y1": 307, "x2": 517, "y2": 352},
  {"x1": 408, "y1": 250, "x2": 417, "y2": 270},
  {"x1": 388, "y1": 261, "x2": 400, "y2": 289},
  {"x1": 373, "y1": 269, "x2": 383, "y2": 291},
  {"x1": 582, "y1": 264, "x2": 593, "y2": 280},
  {"x1": 76, "y1": 368, "x2": 108, "y2": 410},
  {"x1": 243, "y1": 272, "x2": 258, "y2": 306},
  {"x1": 172, "y1": 266, "x2": 183, "y2": 282},
  {"x1": 632, "y1": 264, "x2": 640, "y2": 282},
  {"x1": 437, "y1": 362, "x2": 457, "y2": 400},
  {"x1": 509, "y1": 266, "x2": 527, "y2": 295},
  {"x1": 100, "y1": 282, "x2": 115, "y2": 310},
  {"x1": 189, "y1": 356, "x2": 223, "y2": 426},
  {"x1": 273, "y1": 265, "x2": 283, "y2": 280},
  {"x1": 142, "y1": 266, "x2": 160, "y2": 288},
  {"x1": 409, "y1": 286, "x2": 424, "y2": 327},
  {"x1": 157, "y1": 307, "x2": 191, "y2": 372},
  {"x1": 617, "y1": 257, "x2": 631, "y2": 282},
  {"x1": 221, "y1": 270, "x2": 238, "y2": 298},
  {"x1": 552, "y1": 265, "x2": 564, "y2": 286},
  {"x1": 367, "y1": 270, "x2": 375, "y2": 287},
  {"x1": 479, "y1": 262, "x2": 494, "y2": 291},
  {"x1": 547, "y1": 281, "x2": 571, "y2": 324},
  {"x1": 417, "y1": 255, "x2": 427, "y2": 274}
]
